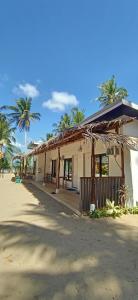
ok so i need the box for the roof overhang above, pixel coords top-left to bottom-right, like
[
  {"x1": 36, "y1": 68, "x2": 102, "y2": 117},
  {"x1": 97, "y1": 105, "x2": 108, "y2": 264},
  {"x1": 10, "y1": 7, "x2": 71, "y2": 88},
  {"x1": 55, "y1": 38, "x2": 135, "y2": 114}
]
[
  {"x1": 81, "y1": 99, "x2": 138, "y2": 125},
  {"x1": 27, "y1": 116, "x2": 135, "y2": 156}
]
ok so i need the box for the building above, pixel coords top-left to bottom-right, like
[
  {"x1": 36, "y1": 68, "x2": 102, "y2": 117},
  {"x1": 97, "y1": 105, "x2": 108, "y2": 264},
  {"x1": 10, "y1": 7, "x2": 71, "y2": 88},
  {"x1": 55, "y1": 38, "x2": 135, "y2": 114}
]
[{"x1": 26, "y1": 100, "x2": 138, "y2": 212}]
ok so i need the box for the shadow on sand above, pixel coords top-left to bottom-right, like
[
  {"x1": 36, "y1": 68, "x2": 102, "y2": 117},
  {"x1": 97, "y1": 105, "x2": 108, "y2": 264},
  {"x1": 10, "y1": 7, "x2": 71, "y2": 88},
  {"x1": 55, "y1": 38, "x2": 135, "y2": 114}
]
[{"x1": 0, "y1": 182, "x2": 138, "y2": 300}]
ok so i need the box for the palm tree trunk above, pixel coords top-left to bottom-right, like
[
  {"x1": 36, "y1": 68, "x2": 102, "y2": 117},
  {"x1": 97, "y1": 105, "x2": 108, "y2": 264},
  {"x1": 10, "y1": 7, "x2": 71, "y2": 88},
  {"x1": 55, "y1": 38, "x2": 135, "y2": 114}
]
[{"x1": 25, "y1": 131, "x2": 27, "y2": 147}]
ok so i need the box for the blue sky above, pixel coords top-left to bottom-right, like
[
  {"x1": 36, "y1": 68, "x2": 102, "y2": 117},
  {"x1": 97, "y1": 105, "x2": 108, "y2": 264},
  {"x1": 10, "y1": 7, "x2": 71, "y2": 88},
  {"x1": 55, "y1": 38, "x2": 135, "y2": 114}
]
[{"x1": 0, "y1": 0, "x2": 138, "y2": 148}]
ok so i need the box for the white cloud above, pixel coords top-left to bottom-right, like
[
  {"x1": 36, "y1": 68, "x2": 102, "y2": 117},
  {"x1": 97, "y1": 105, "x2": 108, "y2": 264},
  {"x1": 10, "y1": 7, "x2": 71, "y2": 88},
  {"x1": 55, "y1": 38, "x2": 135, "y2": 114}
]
[
  {"x1": 13, "y1": 83, "x2": 40, "y2": 98},
  {"x1": 42, "y1": 91, "x2": 79, "y2": 111}
]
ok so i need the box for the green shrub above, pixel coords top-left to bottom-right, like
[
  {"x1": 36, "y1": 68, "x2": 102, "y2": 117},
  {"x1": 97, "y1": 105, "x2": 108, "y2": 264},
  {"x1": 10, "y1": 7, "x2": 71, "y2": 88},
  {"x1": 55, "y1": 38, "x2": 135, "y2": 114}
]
[
  {"x1": 89, "y1": 199, "x2": 138, "y2": 219},
  {"x1": 128, "y1": 207, "x2": 138, "y2": 214}
]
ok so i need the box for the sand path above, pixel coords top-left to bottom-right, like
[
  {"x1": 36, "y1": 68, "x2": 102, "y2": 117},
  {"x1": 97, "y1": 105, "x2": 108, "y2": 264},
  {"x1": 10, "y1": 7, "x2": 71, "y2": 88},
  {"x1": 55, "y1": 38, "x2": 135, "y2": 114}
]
[{"x1": 0, "y1": 174, "x2": 138, "y2": 300}]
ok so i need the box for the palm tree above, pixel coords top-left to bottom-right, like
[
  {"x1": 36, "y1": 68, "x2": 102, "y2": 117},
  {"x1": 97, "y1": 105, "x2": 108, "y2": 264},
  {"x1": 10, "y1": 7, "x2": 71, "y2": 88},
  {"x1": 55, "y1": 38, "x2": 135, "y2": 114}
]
[
  {"x1": 41, "y1": 133, "x2": 54, "y2": 142},
  {"x1": 0, "y1": 113, "x2": 15, "y2": 151},
  {"x1": 0, "y1": 114, "x2": 16, "y2": 171},
  {"x1": 71, "y1": 107, "x2": 85, "y2": 125},
  {"x1": 1, "y1": 98, "x2": 41, "y2": 146},
  {"x1": 97, "y1": 75, "x2": 128, "y2": 107},
  {"x1": 53, "y1": 113, "x2": 71, "y2": 134},
  {"x1": 52, "y1": 108, "x2": 85, "y2": 134},
  {"x1": 46, "y1": 133, "x2": 53, "y2": 141}
]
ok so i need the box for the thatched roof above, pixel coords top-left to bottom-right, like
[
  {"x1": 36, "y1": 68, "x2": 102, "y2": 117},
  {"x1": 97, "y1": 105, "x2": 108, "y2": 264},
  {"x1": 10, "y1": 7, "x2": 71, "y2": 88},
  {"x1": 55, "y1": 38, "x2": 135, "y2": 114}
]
[
  {"x1": 82, "y1": 118, "x2": 138, "y2": 151},
  {"x1": 27, "y1": 116, "x2": 138, "y2": 156},
  {"x1": 84, "y1": 132, "x2": 138, "y2": 151}
]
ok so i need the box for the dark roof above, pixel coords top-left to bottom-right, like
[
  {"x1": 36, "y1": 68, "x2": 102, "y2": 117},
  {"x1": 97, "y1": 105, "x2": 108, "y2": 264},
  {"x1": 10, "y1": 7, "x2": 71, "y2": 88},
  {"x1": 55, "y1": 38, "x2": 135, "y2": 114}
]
[{"x1": 81, "y1": 99, "x2": 138, "y2": 125}]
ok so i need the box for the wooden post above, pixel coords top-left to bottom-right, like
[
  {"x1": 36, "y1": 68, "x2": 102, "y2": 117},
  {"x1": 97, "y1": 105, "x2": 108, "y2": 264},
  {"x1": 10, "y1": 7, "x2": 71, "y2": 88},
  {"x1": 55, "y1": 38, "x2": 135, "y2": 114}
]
[
  {"x1": 91, "y1": 138, "x2": 96, "y2": 205},
  {"x1": 20, "y1": 157, "x2": 23, "y2": 178},
  {"x1": 25, "y1": 157, "x2": 27, "y2": 176},
  {"x1": 56, "y1": 147, "x2": 60, "y2": 192},
  {"x1": 43, "y1": 152, "x2": 47, "y2": 183},
  {"x1": 115, "y1": 126, "x2": 125, "y2": 181},
  {"x1": 121, "y1": 146, "x2": 125, "y2": 180}
]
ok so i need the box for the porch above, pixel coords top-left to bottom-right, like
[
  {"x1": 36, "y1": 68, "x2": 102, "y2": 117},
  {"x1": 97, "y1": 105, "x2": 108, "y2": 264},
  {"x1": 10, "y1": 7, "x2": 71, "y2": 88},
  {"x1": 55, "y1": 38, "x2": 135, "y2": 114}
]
[
  {"x1": 30, "y1": 180, "x2": 81, "y2": 214},
  {"x1": 30, "y1": 175, "x2": 124, "y2": 214},
  {"x1": 32, "y1": 140, "x2": 125, "y2": 213}
]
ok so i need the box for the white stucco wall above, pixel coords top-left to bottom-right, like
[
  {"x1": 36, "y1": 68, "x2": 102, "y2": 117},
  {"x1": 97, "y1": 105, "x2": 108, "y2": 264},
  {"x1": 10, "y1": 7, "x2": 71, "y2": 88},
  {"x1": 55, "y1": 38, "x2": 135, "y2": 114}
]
[
  {"x1": 122, "y1": 120, "x2": 138, "y2": 206},
  {"x1": 32, "y1": 120, "x2": 138, "y2": 207},
  {"x1": 35, "y1": 138, "x2": 122, "y2": 190},
  {"x1": 123, "y1": 119, "x2": 138, "y2": 137},
  {"x1": 35, "y1": 153, "x2": 45, "y2": 182}
]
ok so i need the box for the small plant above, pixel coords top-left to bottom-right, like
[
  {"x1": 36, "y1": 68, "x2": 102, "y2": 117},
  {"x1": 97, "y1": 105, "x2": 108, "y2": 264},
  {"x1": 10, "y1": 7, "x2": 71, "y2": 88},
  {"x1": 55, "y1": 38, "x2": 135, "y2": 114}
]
[
  {"x1": 118, "y1": 184, "x2": 128, "y2": 207},
  {"x1": 89, "y1": 198, "x2": 138, "y2": 219},
  {"x1": 128, "y1": 207, "x2": 138, "y2": 214}
]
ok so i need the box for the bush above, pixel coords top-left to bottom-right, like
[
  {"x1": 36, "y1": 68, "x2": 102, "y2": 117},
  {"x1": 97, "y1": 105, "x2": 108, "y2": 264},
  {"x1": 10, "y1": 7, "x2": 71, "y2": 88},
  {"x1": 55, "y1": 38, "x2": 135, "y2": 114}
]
[{"x1": 89, "y1": 199, "x2": 138, "y2": 219}]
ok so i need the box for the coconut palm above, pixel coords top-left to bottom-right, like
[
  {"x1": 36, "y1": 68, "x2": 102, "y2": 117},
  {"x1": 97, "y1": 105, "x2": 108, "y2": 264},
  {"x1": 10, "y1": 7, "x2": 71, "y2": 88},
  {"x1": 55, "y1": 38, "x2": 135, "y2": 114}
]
[
  {"x1": 71, "y1": 107, "x2": 85, "y2": 125},
  {"x1": 46, "y1": 133, "x2": 53, "y2": 141},
  {"x1": 0, "y1": 114, "x2": 16, "y2": 170},
  {"x1": 53, "y1": 113, "x2": 71, "y2": 134},
  {"x1": 0, "y1": 113, "x2": 15, "y2": 151},
  {"x1": 40, "y1": 133, "x2": 54, "y2": 143},
  {"x1": 52, "y1": 108, "x2": 85, "y2": 134},
  {"x1": 97, "y1": 75, "x2": 128, "y2": 107},
  {"x1": 1, "y1": 98, "x2": 41, "y2": 146}
]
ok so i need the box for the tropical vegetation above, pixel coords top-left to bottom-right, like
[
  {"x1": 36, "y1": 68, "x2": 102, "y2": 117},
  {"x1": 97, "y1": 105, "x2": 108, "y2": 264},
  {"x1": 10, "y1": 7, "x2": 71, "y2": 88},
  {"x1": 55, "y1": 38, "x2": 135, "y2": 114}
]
[
  {"x1": 1, "y1": 97, "x2": 41, "y2": 146},
  {"x1": 97, "y1": 75, "x2": 128, "y2": 107},
  {"x1": 0, "y1": 113, "x2": 15, "y2": 153},
  {"x1": 90, "y1": 199, "x2": 138, "y2": 219},
  {"x1": 53, "y1": 107, "x2": 85, "y2": 134},
  {"x1": 0, "y1": 113, "x2": 18, "y2": 170}
]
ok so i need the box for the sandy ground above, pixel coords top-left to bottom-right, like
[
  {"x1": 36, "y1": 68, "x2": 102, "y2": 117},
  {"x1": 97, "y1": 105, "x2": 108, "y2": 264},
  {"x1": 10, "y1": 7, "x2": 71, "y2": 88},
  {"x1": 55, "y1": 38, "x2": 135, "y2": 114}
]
[{"x1": 0, "y1": 174, "x2": 138, "y2": 300}]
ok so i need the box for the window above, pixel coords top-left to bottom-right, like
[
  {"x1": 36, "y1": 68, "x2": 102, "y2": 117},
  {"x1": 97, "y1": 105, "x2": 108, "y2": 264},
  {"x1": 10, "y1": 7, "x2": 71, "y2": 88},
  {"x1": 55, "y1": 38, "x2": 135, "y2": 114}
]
[
  {"x1": 95, "y1": 154, "x2": 109, "y2": 177},
  {"x1": 51, "y1": 160, "x2": 56, "y2": 177},
  {"x1": 64, "y1": 158, "x2": 72, "y2": 181}
]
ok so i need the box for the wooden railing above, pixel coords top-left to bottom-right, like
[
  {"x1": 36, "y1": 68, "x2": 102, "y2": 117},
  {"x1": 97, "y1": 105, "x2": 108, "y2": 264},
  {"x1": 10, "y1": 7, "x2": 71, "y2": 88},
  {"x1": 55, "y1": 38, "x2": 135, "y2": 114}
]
[{"x1": 80, "y1": 177, "x2": 124, "y2": 211}]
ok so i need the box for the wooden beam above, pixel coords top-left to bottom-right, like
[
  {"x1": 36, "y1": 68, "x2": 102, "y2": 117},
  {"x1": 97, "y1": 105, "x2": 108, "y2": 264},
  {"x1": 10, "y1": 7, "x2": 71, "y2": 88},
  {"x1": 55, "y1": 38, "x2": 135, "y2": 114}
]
[
  {"x1": 91, "y1": 138, "x2": 96, "y2": 205},
  {"x1": 115, "y1": 126, "x2": 125, "y2": 180},
  {"x1": 91, "y1": 138, "x2": 95, "y2": 178},
  {"x1": 43, "y1": 152, "x2": 47, "y2": 182},
  {"x1": 121, "y1": 146, "x2": 125, "y2": 179},
  {"x1": 56, "y1": 147, "x2": 60, "y2": 190}
]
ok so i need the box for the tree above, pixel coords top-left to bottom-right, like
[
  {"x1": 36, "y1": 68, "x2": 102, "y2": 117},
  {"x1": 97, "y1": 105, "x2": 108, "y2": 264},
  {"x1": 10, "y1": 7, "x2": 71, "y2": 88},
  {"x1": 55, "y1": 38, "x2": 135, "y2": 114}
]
[
  {"x1": 46, "y1": 133, "x2": 53, "y2": 141},
  {"x1": 53, "y1": 113, "x2": 71, "y2": 134},
  {"x1": 0, "y1": 113, "x2": 15, "y2": 151},
  {"x1": 52, "y1": 107, "x2": 85, "y2": 134},
  {"x1": 1, "y1": 98, "x2": 41, "y2": 146},
  {"x1": 0, "y1": 114, "x2": 16, "y2": 171},
  {"x1": 71, "y1": 107, "x2": 85, "y2": 125},
  {"x1": 0, "y1": 157, "x2": 10, "y2": 170},
  {"x1": 41, "y1": 133, "x2": 54, "y2": 142},
  {"x1": 97, "y1": 75, "x2": 128, "y2": 107}
]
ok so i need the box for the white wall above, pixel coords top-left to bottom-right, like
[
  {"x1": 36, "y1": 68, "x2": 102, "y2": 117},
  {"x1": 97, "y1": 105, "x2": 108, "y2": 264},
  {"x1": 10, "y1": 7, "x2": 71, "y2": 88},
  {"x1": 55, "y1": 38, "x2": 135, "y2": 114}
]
[
  {"x1": 83, "y1": 139, "x2": 121, "y2": 177},
  {"x1": 129, "y1": 150, "x2": 138, "y2": 206},
  {"x1": 33, "y1": 120, "x2": 138, "y2": 206},
  {"x1": 123, "y1": 120, "x2": 138, "y2": 206},
  {"x1": 35, "y1": 138, "x2": 122, "y2": 190},
  {"x1": 123, "y1": 119, "x2": 138, "y2": 137},
  {"x1": 35, "y1": 153, "x2": 45, "y2": 182}
]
